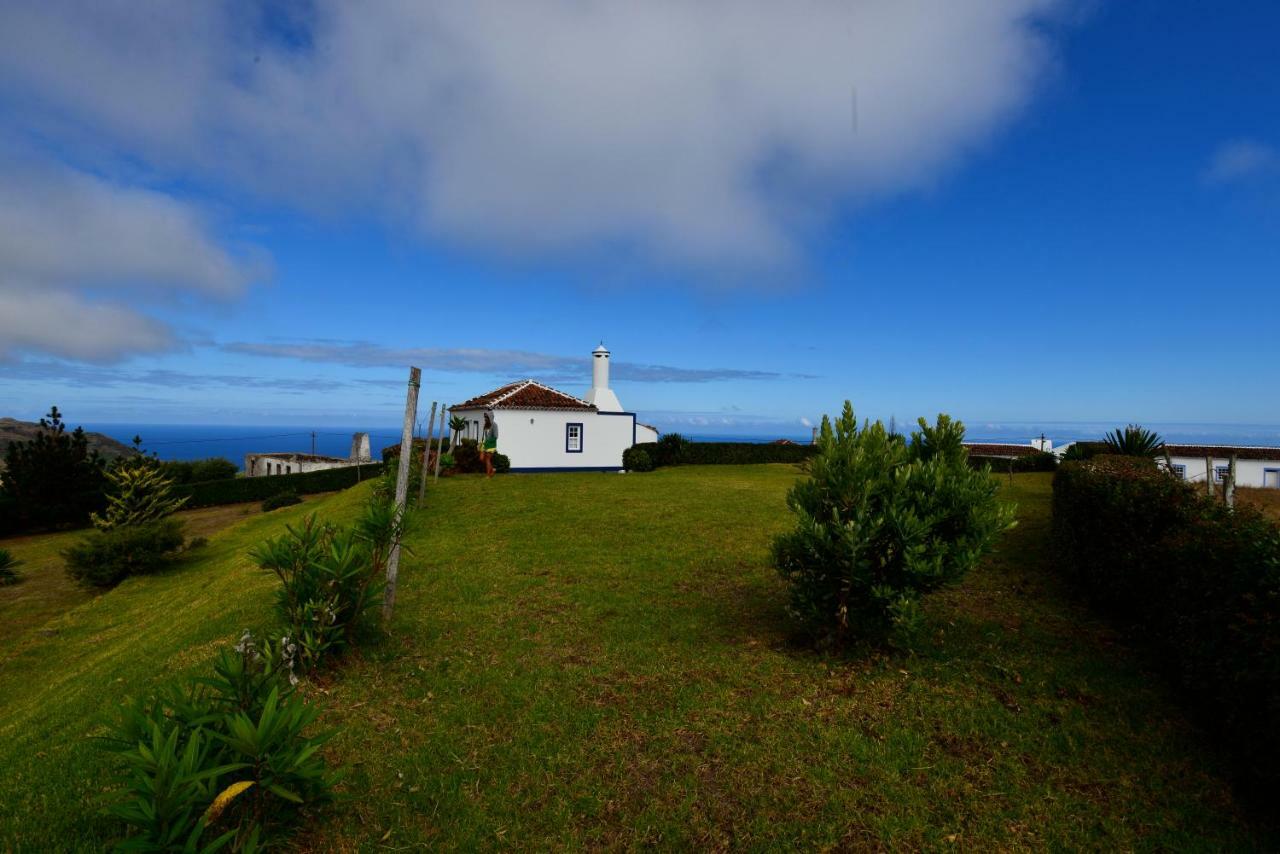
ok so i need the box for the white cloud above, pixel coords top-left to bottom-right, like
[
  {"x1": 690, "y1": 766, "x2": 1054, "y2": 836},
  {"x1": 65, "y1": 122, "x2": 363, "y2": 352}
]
[
  {"x1": 0, "y1": 1, "x2": 1065, "y2": 274},
  {"x1": 222, "y1": 339, "x2": 806, "y2": 383},
  {"x1": 0, "y1": 287, "x2": 175, "y2": 362},
  {"x1": 0, "y1": 158, "x2": 262, "y2": 296},
  {"x1": 0, "y1": 155, "x2": 265, "y2": 362},
  {"x1": 1203, "y1": 139, "x2": 1279, "y2": 185}
]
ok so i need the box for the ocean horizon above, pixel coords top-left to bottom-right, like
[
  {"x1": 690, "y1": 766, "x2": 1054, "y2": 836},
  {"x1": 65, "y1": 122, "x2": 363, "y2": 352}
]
[{"x1": 78, "y1": 421, "x2": 1280, "y2": 468}]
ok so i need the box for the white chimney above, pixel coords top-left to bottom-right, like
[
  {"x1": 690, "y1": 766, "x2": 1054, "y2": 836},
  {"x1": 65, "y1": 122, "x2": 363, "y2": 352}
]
[{"x1": 584, "y1": 342, "x2": 623, "y2": 411}]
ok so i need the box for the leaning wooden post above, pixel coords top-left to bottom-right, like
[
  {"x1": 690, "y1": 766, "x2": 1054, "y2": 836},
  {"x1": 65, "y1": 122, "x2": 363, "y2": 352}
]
[
  {"x1": 433, "y1": 406, "x2": 447, "y2": 482},
  {"x1": 1225, "y1": 453, "x2": 1237, "y2": 509},
  {"x1": 418, "y1": 401, "x2": 438, "y2": 504},
  {"x1": 1206, "y1": 456, "x2": 1214, "y2": 498},
  {"x1": 384, "y1": 366, "x2": 421, "y2": 623}
]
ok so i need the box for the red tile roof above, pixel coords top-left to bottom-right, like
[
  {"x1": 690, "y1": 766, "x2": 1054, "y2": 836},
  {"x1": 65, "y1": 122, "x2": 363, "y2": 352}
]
[
  {"x1": 1164, "y1": 444, "x2": 1280, "y2": 461},
  {"x1": 450, "y1": 379, "x2": 596, "y2": 412}
]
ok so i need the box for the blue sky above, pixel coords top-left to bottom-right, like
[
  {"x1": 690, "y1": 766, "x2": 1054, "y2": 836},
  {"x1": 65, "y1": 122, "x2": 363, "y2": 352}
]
[{"x1": 1, "y1": 2, "x2": 1278, "y2": 439}]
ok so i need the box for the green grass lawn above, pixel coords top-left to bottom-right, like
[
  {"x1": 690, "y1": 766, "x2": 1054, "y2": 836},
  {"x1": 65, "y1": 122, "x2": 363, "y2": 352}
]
[{"x1": 0, "y1": 467, "x2": 1269, "y2": 850}]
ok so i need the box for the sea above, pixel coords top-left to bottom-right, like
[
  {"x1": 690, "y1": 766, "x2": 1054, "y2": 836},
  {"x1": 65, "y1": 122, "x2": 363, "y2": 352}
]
[{"x1": 81, "y1": 422, "x2": 1280, "y2": 470}]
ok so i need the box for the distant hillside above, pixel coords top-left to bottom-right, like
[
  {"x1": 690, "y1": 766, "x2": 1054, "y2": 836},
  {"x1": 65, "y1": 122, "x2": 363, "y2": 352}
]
[{"x1": 0, "y1": 417, "x2": 136, "y2": 465}]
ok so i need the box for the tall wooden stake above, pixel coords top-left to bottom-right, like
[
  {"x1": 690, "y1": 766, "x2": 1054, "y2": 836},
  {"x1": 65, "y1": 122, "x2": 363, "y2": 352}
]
[
  {"x1": 384, "y1": 366, "x2": 421, "y2": 622},
  {"x1": 433, "y1": 406, "x2": 447, "y2": 481},
  {"x1": 1225, "y1": 453, "x2": 1237, "y2": 509},
  {"x1": 1206, "y1": 456, "x2": 1214, "y2": 498},
  {"x1": 418, "y1": 401, "x2": 438, "y2": 504}
]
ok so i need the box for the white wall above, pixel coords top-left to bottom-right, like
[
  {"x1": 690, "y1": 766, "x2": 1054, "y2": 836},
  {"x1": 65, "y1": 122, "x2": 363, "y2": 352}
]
[
  {"x1": 636, "y1": 424, "x2": 659, "y2": 444},
  {"x1": 1166, "y1": 456, "x2": 1280, "y2": 489},
  {"x1": 245, "y1": 455, "x2": 356, "y2": 477},
  {"x1": 453, "y1": 408, "x2": 636, "y2": 470}
]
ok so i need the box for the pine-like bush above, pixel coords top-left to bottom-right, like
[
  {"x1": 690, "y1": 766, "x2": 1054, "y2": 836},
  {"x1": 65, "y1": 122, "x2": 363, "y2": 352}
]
[
  {"x1": 772, "y1": 402, "x2": 1016, "y2": 645},
  {"x1": 92, "y1": 457, "x2": 189, "y2": 531},
  {"x1": 63, "y1": 518, "x2": 187, "y2": 588}
]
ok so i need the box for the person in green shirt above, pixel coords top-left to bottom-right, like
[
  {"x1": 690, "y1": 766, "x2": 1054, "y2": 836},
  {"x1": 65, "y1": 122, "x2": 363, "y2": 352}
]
[{"x1": 480, "y1": 413, "x2": 498, "y2": 478}]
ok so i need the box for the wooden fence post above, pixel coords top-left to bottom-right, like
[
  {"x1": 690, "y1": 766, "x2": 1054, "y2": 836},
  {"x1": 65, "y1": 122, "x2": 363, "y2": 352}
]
[
  {"x1": 384, "y1": 366, "x2": 421, "y2": 623},
  {"x1": 418, "y1": 401, "x2": 437, "y2": 504},
  {"x1": 1206, "y1": 456, "x2": 1214, "y2": 498},
  {"x1": 433, "y1": 406, "x2": 447, "y2": 482},
  {"x1": 1226, "y1": 453, "x2": 1237, "y2": 509}
]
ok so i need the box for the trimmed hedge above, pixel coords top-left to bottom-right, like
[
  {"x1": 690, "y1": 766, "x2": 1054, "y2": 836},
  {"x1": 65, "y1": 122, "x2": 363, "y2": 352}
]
[
  {"x1": 1052, "y1": 456, "x2": 1280, "y2": 799},
  {"x1": 172, "y1": 463, "x2": 384, "y2": 509},
  {"x1": 968, "y1": 452, "x2": 1057, "y2": 473},
  {"x1": 632, "y1": 441, "x2": 817, "y2": 468}
]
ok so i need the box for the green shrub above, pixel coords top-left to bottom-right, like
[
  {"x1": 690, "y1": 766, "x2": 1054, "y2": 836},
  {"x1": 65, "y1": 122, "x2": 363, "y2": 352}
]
[
  {"x1": 655, "y1": 433, "x2": 690, "y2": 466},
  {"x1": 172, "y1": 464, "x2": 383, "y2": 509},
  {"x1": 251, "y1": 501, "x2": 405, "y2": 674},
  {"x1": 380, "y1": 438, "x2": 450, "y2": 463},
  {"x1": 438, "y1": 453, "x2": 456, "y2": 470},
  {"x1": 1060, "y1": 441, "x2": 1107, "y2": 462},
  {"x1": 492, "y1": 452, "x2": 511, "y2": 474},
  {"x1": 161, "y1": 457, "x2": 238, "y2": 485},
  {"x1": 450, "y1": 439, "x2": 483, "y2": 474},
  {"x1": 622, "y1": 446, "x2": 654, "y2": 472},
  {"x1": 772, "y1": 402, "x2": 1016, "y2": 646},
  {"x1": 104, "y1": 638, "x2": 336, "y2": 850},
  {"x1": 1052, "y1": 456, "x2": 1280, "y2": 798},
  {"x1": 64, "y1": 518, "x2": 187, "y2": 588},
  {"x1": 93, "y1": 457, "x2": 188, "y2": 531},
  {"x1": 261, "y1": 491, "x2": 302, "y2": 512},
  {"x1": 0, "y1": 548, "x2": 22, "y2": 586}
]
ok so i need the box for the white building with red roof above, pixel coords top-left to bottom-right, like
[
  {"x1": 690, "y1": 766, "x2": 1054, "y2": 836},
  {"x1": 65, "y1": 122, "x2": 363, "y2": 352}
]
[{"x1": 449, "y1": 343, "x2": 658, "y2": 472}]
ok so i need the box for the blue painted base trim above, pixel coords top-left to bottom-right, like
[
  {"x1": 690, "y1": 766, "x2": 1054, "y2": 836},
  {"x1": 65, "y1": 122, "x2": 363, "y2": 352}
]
[{"x1": 509, "y1": 466, "x2": 623, "y2": 473}]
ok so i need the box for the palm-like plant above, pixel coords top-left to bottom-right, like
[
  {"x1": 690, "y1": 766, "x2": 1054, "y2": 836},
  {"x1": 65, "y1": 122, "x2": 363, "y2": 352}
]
[
  {"x1": 448, "y1": 415, "x2": 468, "y2": 444},
  {"x1": 1102, "y1": 424, "x2": 1164, "y2": 458},
  {"x1": 0, "y1": 548, "x2": 21, "y2": 585}
]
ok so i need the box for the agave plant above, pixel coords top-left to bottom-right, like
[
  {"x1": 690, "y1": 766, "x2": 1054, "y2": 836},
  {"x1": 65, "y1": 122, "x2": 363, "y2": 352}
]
[{"x1": 1102, "y1": 424, "x2": 1165, "y2": 458}]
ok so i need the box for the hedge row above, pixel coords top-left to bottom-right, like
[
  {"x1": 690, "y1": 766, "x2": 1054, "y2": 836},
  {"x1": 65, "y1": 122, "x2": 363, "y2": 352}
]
[
  {"x1": 632, "y1": 441, "x2": 818, "y2": 468},
  {"x1": 172, "y1": 463, "x2": 384, "y2": 509},
  {"x1": 968, "y1": 452, "x2": 1058, "y2": 473},
  {"x1": 1052, "y1": 456, "x2": 1280, "y2": 799}
]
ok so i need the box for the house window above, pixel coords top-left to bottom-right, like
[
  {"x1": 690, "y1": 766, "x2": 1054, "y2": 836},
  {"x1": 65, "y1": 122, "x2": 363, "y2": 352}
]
[
  {"x1": 566, "y1": 423, "x2": 583, "y2": 453},
  {"x1": 1171, "y1": 464, "x2": 1186, "y2": 479},
  {"x1": 286, "y1": 465, "x2": 291, "y2": 475},
  {"x1": 276, "y1": 464, "x2": 282, "y2": 475},
  {"x1": 1215, "y1": 466, "x2": 1229, "y2": 483}
]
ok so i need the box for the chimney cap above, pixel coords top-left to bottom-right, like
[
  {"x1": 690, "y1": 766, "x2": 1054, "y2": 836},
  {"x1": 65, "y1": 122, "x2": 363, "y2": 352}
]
[{"x1": 593, "y1": 342, "x2": 610, "y2": 354}]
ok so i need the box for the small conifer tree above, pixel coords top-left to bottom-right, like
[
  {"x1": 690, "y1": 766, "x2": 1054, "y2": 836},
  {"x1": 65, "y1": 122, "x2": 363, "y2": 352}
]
[
  {"x1": 773, "y1": 402, "x2": 1016, "y2": 646},
  {"x1": 92, "y1": 457, "x2": 189, "y2": 531}
]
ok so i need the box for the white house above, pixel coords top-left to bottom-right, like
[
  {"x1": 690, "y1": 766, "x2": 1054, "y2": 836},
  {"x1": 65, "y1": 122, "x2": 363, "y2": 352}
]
[
  {"x1": 1162, "y1": 445, "x2": 1280, "y2": 489},
  {"x1": 245, "y1": 432, "x2": 373, "y2": 477},
  {"x1": 449, "y1": 343, "x2": 657, "y2": 472}
]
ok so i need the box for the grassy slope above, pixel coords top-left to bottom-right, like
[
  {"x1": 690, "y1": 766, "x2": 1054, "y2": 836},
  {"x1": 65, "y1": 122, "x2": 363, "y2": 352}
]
[
  {"x1": 1, "y1": 501, "x2": 272, "y2": 647},
  {"x1": 0, "y1": 468, "x2": 1267, "y2": 850}
]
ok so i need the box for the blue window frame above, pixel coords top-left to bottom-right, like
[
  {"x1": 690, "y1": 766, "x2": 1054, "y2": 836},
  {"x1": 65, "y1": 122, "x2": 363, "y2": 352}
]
[
  {"x1": 1215, "y1": 465, "x2": 1229, "y2": 483},
  {"x1": 1264, "y1": 468, "x2": 1280, "y2": 489},
  {"x1": 566, "y1": 422, "x2": 583, "y2": 453},
  {"x1": 1172, "y1": 464, "x2": 1186, "y2": 479}
]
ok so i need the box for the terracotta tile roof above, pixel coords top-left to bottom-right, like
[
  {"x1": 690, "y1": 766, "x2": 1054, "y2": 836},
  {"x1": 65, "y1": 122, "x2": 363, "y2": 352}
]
[
  {"x1": 450, "y1": 379, "x2": 596, "y2": 412},
  {"x1": 1164, "y1": 444, "x2": 1280, "y2": 461},
  {"x1": 963, "y1": 442, "x2": 1039, "y2": 458}
]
